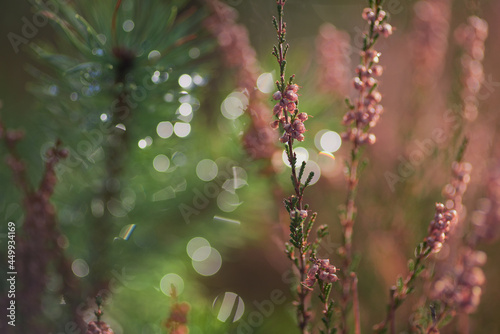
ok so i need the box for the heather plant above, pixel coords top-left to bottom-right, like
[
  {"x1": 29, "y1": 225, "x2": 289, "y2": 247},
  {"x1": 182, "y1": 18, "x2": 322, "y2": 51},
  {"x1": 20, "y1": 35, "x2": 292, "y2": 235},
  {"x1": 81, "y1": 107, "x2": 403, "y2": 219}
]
[
  {"x1": 2, "y1": 0, "x2": 500, "y2": 334},
  {"x1": 271, "y1": 2, "x2": 337, "y2": 332}
]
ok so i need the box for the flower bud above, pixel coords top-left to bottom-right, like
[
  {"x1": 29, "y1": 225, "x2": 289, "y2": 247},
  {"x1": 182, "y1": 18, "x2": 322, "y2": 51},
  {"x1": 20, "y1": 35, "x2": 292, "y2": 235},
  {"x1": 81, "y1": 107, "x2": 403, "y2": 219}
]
[
  {"x1": 297, "y1": 112, "x2": 308, "y2": 121},
  {"x1": 377, "y1": 10, "x2": 386, "y2": 22},
  {"x1": 295, "y1": 134, "x2": 305, "y2": 142},
  {"x1": 273, "y1": 103, "x2": 282, "y2": 115},
  {"x1": 353, "y1": 77, "x2": 364, "y2": 90},
  {"x1": 372, "y1": 65, "x2": 383, "y2": 76},
  {"x1": 362, "y1": 8, "x2": 376, "y2": 22},
  {"x1": 379, "y1": 23, "x2": 393, "y2": 38},
  {"x1": 285, "y1": 90, "x2": 298, "y2": 102},
  {"x1": 287, "y1": 102, "x2": 296, "y2": 112},
  {"x1": 273, "y1": 91, "x2": 282, "y2": 100}
]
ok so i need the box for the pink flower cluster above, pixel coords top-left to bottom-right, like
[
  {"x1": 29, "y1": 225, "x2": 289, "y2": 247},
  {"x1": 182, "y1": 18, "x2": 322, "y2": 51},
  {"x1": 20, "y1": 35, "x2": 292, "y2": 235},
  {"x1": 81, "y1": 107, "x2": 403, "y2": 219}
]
[
  {"x1": 361, "y1": 8, "x2": 393, "y2": 37},
  {"x1": 303, "y1": 259, "x2": 339, "y2": 290},
  {"x1": 204, "y1": 0, "x2": 276, "y2": 160},
  {"x1": 433, "y1": 247, "x2": 486, "y2": 313},
  {"x1": 342, "y1": 7, "x2": 393, "y2": 146},
  {"x1": 86, "y1": 321, "x2": 114, "y2": 334},
  {"x1": 271, "y1": 84, "x2": 309, "y2": 143},
  {"x1": 425, "y1": 203, "x2": 458, "y2": 253},
  {"x1": 442, "y1": 161, "x2": 472, "y2": 217},
  {"x1": 472, "y1": 166, "x2": 500, "y2": 242},
  {"x1": 455, "y1": 16, "x2": 488, "y2": 121},
  {"x1": 315, "y1": 23, "x2": 351, "y2": 95},
  {"x1": 410, "y1": 0, "x2": 452, "y2": 87}
]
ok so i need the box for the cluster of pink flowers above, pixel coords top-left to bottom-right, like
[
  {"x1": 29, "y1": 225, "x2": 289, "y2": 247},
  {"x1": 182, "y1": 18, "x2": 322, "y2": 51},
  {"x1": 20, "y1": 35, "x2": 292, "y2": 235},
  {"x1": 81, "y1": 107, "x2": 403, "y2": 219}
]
[
  {"x1": 442, "y1": 161, "x2": 472, "y2": 217},
  {"x1": 410, "y1": 0, "x2": 452, "y2": 87},
  {"x1": 271, "y1": 84, "x2": 309, "y2": 143},
  {"x1": 164, "y1": 301, "x2": 190, "y2": 334},
  {"x1": 204, "y1": 0, "x2": 276, "y2": 160},
  {"x1": 432, "y1": 247, "x2": 486, "y2": 313},
  {"x1": 315, "y1": 23, "x2": 351, "y2": 95},
  {"x1": 425, "y1": 203, "x2": 458, "y2": 253},
  {"x1": 86, "y1": 321, "x2": 114, "y2": 334},
  {"x1": 362, "y1": 8, "x2": 393, "y2": 37},
  {"x1": 303, "y1": 259, "x2": 339, "y2": 290},
  {"x1": 454, "y1": 16, "x2": 488, "y2": 121},
  {"x1": 342, "y1": 7, "x2": 393, "y2": 146},
  {"x1": 204, "y1": 0, "x2": 258, "y2": 89},
  {"x1": 473, "y1": 166, "x2": 500, "y2": 242}
]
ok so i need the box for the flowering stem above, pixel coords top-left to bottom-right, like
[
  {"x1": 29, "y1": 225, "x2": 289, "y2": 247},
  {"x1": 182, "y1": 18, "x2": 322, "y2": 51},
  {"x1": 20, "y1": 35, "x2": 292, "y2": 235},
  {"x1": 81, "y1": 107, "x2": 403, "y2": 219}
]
[
  {"x1": 374, "y1": 202, "x2": 457, "y2": 334},
  {"x1": 340, "y1": 1, "x2": 393, "y2": 331},
  {"x1": 273, "y1": 1, "x2": 319, "y2": 332},
  {"x1": 352, "y1": 273, "x2": 361, "y2": 334}
]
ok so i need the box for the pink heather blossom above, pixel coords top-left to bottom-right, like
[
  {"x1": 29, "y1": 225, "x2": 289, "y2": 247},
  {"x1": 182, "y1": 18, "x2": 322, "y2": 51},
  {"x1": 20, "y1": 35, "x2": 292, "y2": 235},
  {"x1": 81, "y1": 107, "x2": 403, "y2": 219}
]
[
  {"x1": 316, "y1": 23, "x2": 351, "y2": 95},
  {"x1": 425, "y1": 203, "x2": 458, "y2": 253},
  {"x1": 302, "y1": 258, "x2": 338, "y2": 290},
  {"x1": 410, "y1": 0, "x2": 452, "y2": 87},
  {"x1": 86, "y1": 321, "x2": 114, "y2": 334},
  {"x1": 455, "y1": 15, "x2": 488, "y2": 121}
]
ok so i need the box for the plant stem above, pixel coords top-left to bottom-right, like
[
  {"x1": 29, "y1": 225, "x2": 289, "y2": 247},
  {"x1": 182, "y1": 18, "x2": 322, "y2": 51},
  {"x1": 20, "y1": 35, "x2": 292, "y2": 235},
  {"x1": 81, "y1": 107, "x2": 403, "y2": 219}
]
[
  {"x1": 352, "y1": 273, "x2": 361, "y2": 334},
  {"x1": 274, "y1": 1, "x2": 310, "y2": 332},
  {"x1": 374, "y1": 245, "x2": 429, "y2": 333}
]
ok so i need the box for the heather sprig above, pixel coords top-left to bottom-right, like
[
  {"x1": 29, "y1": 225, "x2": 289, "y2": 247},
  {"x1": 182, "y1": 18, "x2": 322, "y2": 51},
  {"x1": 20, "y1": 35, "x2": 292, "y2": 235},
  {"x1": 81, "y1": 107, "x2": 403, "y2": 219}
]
[
  {"x1": 204, "y1": 0, "x2": 276, "y2": 160},
  {"x1": 339, "y1": 1, "x2": 393, "y2": 332},
  {"x1": 374, "y1": 204, "x2": 457, "y2": 333},
  {"x1": 86, "y1": 296, "x2": 114, "y2": 334},
  {"x1": 164, "y1": 286, "x2": 190, "y2": 334},
  {"x1": 271, "y1": 1, "x2": 336, "y2": 332},
  {"x1": 0, "y1": 121, "x2": 83, "y2": 333},
  {"x1": 454, "y1": 15, "x2": 488, "y2": 122}
]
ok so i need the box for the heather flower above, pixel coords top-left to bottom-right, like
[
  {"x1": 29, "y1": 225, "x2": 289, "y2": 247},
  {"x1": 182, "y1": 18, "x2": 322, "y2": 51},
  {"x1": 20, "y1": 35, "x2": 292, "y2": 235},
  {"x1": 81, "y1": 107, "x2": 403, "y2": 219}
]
[
  {"x1": 425, "y1": 203, "x2": 458, "y2": 253},
  {"x1": 86, "y1": 321, "x2": 114, "y2": 334},
  {"x1": 455, "y1": 15, "x2": 488, "y2": 121},
  {"x1": 442, "y1": 161, "x2": 472, "y2": 218},
  {"x1": 315, "y1": 23, "x2": 351, "y2": 95},
  {"x1": 342, "y1": 7, "x2": 392, "y2": 147},
  {"x1": 472, "y1": 165, "x2": 500, "y2": 242},
  {"x1": 432, "y1": 247, "x2": 486, "y2": 314},
  {"x1": 410, "y1": 0, "x2": 452, "y2": 87},
  {"x1": 272, "y1": 84, "x2": 309, "y2": 142},
  {"x1": 86, "y1": 296, "x2": 114, "y2": 334},
  {"x1": 204, "y1": 0, "x2": 276, "y2": 160},
  {"x1": 164, "y1": 286, "x2": 190, "y2": 334},
  {"x1": 1, "y1": 126, "x2": 82, "y2": 332},
  {"x1": 302, "y1": 258, "x2": 338, "y2": 290}
]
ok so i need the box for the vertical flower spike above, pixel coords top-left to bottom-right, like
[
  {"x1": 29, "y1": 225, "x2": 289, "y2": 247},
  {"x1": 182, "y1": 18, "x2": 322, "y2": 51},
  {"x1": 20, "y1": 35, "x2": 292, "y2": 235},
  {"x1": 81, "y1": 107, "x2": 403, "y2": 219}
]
[
  {"x1": 270, "y1": 1, "x2": 337, "y2": 333},
  {"x1": 164, "y1": 286, "x2": 190, "y2": 334},
  {"x1": 432, "y1": 247, "x2": 486, "y2": 314},
  {"x1": 204, "y1": 0, "x2": 276, "y2": 160},
  {"x1": 455, "y1": 16, "x2": 488, "y2": 121},
  {"x1": 410, "y1": 0, "x2": 452, "y2": 87},
  {"x1": 316, "y1": 23, "x2": 352, "y2": 95},
  {"x1": 472, "y1": 165, "x2": 500, "y2": 242},
  {"x1": 342, "y1": 6, "x2": 392, "y2": 146},
  {"x1": 341, "y1": 2, "x2": 393, "y2": 333},
  {"x1": 442, "y1": 161, "x2": 472, "y2": 219},
  {"x1": 425, "y1": 203, "x2": 458, "y2": 254}
]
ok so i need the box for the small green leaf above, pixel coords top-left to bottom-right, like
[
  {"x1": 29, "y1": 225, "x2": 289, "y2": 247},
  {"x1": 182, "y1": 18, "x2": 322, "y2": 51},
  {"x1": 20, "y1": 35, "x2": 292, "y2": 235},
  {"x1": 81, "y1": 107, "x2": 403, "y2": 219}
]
[
  {"x1": 415, "y1": 242, "x2": 423, "y2": 258},
  {"x1": 396, "y1": 276, "x2": 403, "y2": 292},
  {"x1": 408, "y1": 259, "x2": 415, "y2": 272},
  {"x1": 298, "y1": 160, "x2": 306, "y2": 182}
]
